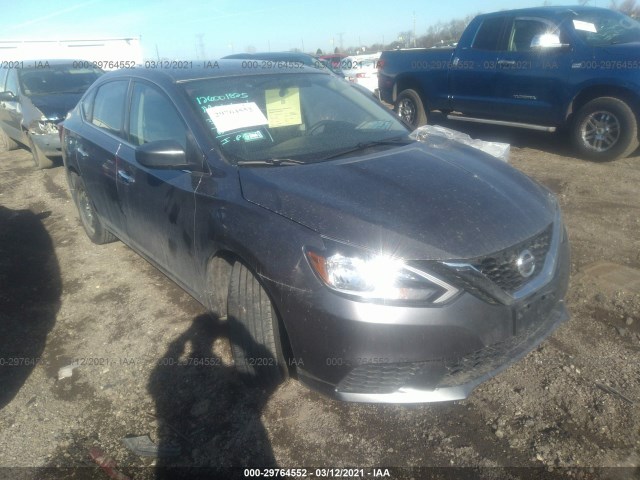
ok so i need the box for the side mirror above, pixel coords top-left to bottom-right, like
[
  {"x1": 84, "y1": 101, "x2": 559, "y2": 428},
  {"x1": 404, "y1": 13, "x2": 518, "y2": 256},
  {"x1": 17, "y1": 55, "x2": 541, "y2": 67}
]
[
  {"x1": 136, "y1": 140, "x2": 191, "y2": 169},
  {"x1": 530, "y1": 33, "x2": 569, "y2": 49},
  {"x1": 0, "y1": 91, "x2": 17, "y2": 102}
]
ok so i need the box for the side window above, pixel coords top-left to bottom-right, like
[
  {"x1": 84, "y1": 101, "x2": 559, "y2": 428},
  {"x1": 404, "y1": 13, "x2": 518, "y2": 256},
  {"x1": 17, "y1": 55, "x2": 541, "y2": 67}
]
[
  {"x1": 128, "y1": 82, "x2": 187, "y2": 149},
  {"x1": 5, "y1": 70, "x2": 19, "y2": 96},
  {"x1": 0, "y1": 68, "x2": 7, "y2": 92},
  {"x1": 509, "y1": 18, "x2": 555, "y2": 52},
  {"x1": 91, "y1": 80, "x2": 128, "y2": 137},
  {"x1": 472, "y1": 17, "x2": 507, "y2": 51},
  {"x1": 81, "y1": 88, "x2": 97, "y2": 122}
]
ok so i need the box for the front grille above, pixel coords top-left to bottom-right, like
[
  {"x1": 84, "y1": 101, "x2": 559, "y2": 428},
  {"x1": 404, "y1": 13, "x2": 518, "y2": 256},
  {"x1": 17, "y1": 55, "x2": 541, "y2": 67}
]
[
  {"x1": 470, "y1": 224, "x2": 553, "y2": 293},
  {"x1": 337, "y1": 363, "x2": 423, "y2": 394}
]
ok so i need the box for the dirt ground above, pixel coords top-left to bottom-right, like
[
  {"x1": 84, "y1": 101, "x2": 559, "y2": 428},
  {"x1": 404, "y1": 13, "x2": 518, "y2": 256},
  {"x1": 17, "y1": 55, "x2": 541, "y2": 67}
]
[{"x1": 0, "y1": 120, "x2": 639, "y2": 480}]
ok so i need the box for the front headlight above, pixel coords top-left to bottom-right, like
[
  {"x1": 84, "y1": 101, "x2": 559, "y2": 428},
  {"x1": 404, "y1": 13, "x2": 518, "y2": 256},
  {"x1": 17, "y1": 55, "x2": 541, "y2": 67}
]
[
  {"x1": 306, "y1": 248, "x2": 459, "y2": 305},
  {"x1": 30, "y1": 117, "x2": 60, "y2": 135},
  {"x1": 38, "y1": 121, "x2": 59, "y2": 135}
]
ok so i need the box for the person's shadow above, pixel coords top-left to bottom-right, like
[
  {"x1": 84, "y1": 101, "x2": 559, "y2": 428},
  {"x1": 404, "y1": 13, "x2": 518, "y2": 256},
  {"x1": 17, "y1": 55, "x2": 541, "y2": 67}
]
[
  {"x1": 148, "y1": 312, "x2": 283, "y2": 479},
  {"x1": 0, "y1": 205, "x2": 61, "y2": 410}
]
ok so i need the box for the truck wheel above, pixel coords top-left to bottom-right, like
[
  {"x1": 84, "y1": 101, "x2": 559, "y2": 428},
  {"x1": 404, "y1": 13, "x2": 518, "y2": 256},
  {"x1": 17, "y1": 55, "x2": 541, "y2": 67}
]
[
  {"x1": 395, "y1": 89, "x2": 427, "y2": 128},
  {"x1": 227, "y1": 261, "x2": 288, "y2": 387},
  {"x1": 571, "y1": 97, "x2": 639, "y2": 161},
  {"x1": 28, "y1": 135, "x2": 55, "y2": 169},
  {"x1": 69, "y1": 171, "x2": 116, "y2": 244},
  {"x1": 0, "y1": 128, "x2": 18, "y2": 152}
]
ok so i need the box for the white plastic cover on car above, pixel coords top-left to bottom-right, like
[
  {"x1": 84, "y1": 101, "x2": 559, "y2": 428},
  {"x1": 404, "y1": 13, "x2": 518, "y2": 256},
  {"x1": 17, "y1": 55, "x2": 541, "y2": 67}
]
[{"x1": 410, "y1": 124, "x2": 510, "y2": 162}]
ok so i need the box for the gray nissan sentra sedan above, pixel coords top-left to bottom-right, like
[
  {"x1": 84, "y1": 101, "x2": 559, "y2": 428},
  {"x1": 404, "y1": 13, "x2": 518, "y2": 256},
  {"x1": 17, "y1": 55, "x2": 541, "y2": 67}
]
[{"x1": 61, "y1": 62, "x2": 569, "y2": 403}]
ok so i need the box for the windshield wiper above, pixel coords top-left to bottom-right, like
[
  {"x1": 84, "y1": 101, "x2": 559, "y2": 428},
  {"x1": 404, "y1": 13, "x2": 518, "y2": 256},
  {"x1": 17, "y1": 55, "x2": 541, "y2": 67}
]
[
  {"x1": 320, "y1": 136, "x2": 414, "y2": 161},
  {"x1": 236, "y1": 158, "x2": 306, "y2": 167}
]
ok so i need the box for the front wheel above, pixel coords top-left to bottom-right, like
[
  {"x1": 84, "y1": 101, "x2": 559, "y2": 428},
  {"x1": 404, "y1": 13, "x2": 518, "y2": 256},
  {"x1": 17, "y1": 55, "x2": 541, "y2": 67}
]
[
  {"x1": 394, "y1": 89, "x2": 427, "y2": 128},
  {"x1": 227, "y1": 262, "x2": 288, "y2": 387},
  {"x1": 0, "y1": 128, "x2": 18, "y2": 152},
  {"x1": 69, "y1": 171, "x2": 116, "y2": 244},
  {"x1": 571, "y1": 97, "x2": 639, "y2": 161}
]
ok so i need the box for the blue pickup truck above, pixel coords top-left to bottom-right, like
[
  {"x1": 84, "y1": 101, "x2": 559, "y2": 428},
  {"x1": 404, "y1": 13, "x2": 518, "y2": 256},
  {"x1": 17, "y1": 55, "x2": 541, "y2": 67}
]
[{"x1": 378, "y1": 6, "x2": 640, "y2": 161}]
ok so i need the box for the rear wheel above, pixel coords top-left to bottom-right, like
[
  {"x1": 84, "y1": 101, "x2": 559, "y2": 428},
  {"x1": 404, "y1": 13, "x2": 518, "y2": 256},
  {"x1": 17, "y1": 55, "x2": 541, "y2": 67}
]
[
  {"x1": 0, "y1": 128, "x2": 18, "y2": 152},
  {"x1": 227, "y1": 262, "x2": 288, "y2": 387},
  {"x1": 69, "y1": 171, "x2": 116, "y2": 244},
  {"x1": 571, "y1": 97, "x2": 639, "y2": 161},
  {"x1": 395, "y1": 89, "x2": 427, "y2": 128},
  {"x1": 28, "y1": 135, "x2": 55, "y2": 169}
]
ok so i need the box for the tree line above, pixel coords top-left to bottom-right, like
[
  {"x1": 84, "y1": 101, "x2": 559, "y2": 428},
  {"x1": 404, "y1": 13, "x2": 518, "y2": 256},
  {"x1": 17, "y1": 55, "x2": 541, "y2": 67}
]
[{"x1": 328, "y1": 0, "x2": 640, "y2": 55}]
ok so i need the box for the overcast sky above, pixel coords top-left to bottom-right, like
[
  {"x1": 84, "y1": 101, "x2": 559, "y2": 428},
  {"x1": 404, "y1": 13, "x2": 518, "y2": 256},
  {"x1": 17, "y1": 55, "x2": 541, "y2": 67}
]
[{"x1": 1, "y1": 0, "x2": 605, "y2": 58}]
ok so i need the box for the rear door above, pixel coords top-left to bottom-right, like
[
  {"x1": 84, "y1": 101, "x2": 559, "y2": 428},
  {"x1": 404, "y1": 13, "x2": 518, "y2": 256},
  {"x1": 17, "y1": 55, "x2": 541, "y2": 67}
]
[
  {"x1": 449, "y1": 15, "x2": 509, "y2": 117},
  {"x1": 76, "y1": 79, "x2": 129, "y2": 238}
]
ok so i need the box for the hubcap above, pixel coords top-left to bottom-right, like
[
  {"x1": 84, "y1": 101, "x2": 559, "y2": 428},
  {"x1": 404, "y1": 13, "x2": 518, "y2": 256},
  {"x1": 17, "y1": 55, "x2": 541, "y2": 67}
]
[
  {"x1": 76, "y1": 187, "x2": 96, "y2": 236},
  {"x1": 581, "y1": 111, "x2": 620, "y2": 152},
  {"x1": 398, "y1": 98, "x2": 416, "y2": 125}
]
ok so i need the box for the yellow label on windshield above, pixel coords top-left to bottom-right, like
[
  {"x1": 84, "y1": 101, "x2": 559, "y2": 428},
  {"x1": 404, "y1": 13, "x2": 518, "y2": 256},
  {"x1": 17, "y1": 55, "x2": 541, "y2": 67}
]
[{"x1": 265, "y1": 88, "x2": 302, "y2": 128}]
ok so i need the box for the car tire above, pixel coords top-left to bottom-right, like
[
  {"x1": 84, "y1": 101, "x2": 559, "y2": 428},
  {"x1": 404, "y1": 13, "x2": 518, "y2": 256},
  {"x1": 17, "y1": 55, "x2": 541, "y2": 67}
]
[
  {"x1": 227, "y1": 261, "x2": 288, "y2": 387},
  {"x1": 28, "y1": 134, "x2": 55, "y2": 169},
  {"x1": 395, "y1": 89, "x2": 427, "y2": 128},
  {"x1": 69, "y1": 171, "x2": 116, "y2": 244},
  {"x1": 571, "y1": 97, "x2": 639, "y2": 161},
  {"x1": 0, "y1": 128, "x2": 18, "y2": 152}
]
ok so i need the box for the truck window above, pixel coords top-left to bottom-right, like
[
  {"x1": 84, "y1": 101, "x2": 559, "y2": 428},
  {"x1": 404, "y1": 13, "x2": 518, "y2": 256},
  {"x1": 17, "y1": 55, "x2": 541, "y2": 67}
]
[
  {"x1": 508, "y1": 18, "x2": 556, "y2": 52},
  {"x1": 471, "y1": 17, "x2": 507, "y2": 51}
]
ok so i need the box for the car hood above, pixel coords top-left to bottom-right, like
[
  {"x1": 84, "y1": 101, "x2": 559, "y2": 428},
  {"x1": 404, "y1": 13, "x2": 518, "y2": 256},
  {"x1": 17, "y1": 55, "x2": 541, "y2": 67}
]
[
  {"x1": 238, "y1": 142, "x2": 556, "y2": 260},
  {"x1": 27, "y1": 93, "x2": 83, "y2": 121}
]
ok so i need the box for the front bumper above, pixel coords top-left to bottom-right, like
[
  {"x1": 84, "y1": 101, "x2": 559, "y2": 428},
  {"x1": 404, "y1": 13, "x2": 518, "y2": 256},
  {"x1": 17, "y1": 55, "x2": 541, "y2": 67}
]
[
  {"x1": 30, "y1": 132, "x2": 62, "y2": 157},
  {"x1": 268, "y1": 220, "x2": 570, "y2": 403}
]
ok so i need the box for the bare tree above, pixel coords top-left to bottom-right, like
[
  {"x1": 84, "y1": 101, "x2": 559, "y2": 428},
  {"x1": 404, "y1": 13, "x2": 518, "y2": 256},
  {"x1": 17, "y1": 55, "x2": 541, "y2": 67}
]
[{"x1": 611, "y1": 0, "x2": 640, "y2": 17}]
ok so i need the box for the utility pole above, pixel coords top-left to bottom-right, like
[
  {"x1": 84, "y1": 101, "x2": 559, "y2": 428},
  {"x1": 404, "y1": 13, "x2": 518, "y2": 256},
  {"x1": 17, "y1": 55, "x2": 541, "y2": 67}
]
[
  {"x1": 337, "y1": 32, "x2": 344, "y2": 52},
  {"x1": 413, "y1": 11, "x2": 417, "y2": 47},
  {"x1": 195, "y1": 33, "x2": 205, "y2": 60}
]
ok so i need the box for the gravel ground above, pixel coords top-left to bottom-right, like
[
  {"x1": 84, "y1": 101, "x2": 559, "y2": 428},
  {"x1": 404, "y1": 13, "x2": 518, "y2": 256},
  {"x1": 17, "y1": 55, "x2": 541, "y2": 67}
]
[{"x1": 0, "y1": 122, "x2": 639, "y2": 480}]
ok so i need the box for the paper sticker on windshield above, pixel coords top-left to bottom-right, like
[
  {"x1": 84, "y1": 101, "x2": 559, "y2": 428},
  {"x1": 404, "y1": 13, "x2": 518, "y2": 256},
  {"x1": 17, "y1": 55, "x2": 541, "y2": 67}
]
[
  {"x1": 573, "y1": 20, "x2": 597, "y2": 33},
  {"x1": 265, "y1": 88, "x2": 302, "y2": 128},
  {"x1": 205, "y1": 102, "x2": 268, "y2": 134}
]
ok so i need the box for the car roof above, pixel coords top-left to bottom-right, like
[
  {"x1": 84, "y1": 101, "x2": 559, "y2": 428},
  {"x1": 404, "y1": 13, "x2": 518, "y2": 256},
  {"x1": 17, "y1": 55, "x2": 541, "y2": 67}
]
[
  {"x1": 94, "y1": 59, "x2": 328, "y2": 85},
  {"x1": 480, "y1": 5, "x2": 615, "y2": 19},
  {"x1": 222, "y1": 52, "x2": 317, "y2": 64}
]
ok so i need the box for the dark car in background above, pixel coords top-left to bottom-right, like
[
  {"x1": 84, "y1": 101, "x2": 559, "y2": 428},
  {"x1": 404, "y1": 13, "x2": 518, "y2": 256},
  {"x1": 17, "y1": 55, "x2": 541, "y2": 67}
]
[
  {"x1": 223, "y1": 51, "x2": 345, "y2": 77},
  {"x1": 0, "y1": 60, "x2": 102, "y2": 168},
  {"x1": 61, "y1": 62, "x2": 569, "y2": 403}
]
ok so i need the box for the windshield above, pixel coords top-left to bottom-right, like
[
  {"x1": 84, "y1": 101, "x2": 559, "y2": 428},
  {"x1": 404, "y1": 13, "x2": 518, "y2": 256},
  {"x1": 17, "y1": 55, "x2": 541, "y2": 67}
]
[
  {"x1": 571, "y1": 10, "x2": 640, "y2": 46},
  {"x1": 184, "y1": 72, "x2": 410, "y2": 165},
  {"x1": 18, "y1": 66, "x2": 102, "y2": 96}
]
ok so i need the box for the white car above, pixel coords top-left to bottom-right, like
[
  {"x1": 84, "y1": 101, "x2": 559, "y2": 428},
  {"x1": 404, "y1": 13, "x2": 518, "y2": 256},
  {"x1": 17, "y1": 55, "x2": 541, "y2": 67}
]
[{"x1": 341, "y1": 54, "x2": 380, "y2": 94}]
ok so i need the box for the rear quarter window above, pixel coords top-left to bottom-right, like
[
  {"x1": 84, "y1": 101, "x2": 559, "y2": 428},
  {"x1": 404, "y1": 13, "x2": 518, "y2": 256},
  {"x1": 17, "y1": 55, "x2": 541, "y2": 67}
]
[
  {"x1": 472, "y1": 17, "x2": 508, "y2": 51},
  {"x1": 91, "y1": 80, "x2": 129, "y2": 138}
]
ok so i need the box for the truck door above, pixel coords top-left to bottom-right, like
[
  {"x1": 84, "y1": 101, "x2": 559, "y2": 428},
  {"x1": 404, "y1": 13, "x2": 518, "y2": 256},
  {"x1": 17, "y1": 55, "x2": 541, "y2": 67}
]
[
  {"x1": 449, "y1": 16, "x2": 509, "y2": 117},
  {"x1": 492, "y1": 16, "x2": 573, "y2": 125}
]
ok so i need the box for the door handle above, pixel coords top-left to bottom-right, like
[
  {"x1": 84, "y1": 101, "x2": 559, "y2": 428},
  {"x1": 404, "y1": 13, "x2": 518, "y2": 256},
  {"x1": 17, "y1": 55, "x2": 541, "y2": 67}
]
[
  {"x1": 497, "y1": 60, "x2": 516, "y2": 67},
  {"x1": 77, "y1": 146, "x2": 89, "y2": 159},
  {"x1": 117, "y1": 169, "x2": 135, "y2": 184}
]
